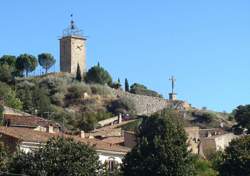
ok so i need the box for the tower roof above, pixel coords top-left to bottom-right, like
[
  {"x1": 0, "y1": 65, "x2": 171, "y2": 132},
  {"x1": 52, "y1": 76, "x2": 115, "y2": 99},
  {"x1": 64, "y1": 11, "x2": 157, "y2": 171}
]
[{"x1": 62, "y1": 15, "x2": 85, "y2": 38}]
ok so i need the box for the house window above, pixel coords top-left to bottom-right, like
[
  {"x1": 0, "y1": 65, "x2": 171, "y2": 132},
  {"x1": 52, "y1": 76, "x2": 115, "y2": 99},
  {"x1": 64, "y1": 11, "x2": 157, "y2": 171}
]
[{"x1": 105, "y1": 157, "x2": 118, "y2": 172}]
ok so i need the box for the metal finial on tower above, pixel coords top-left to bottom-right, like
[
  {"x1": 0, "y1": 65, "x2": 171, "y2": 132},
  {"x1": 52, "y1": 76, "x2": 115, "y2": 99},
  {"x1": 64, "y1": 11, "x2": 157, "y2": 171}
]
[
  {"x1": 62, "y1": 14, "x2": 84, "y2": 38},
  {"x1": 70, "y1": 14, "x2": 75, "y2": 30},
  {"x1": 169, "y1": 76, "x2": 177, "y2": 100}
]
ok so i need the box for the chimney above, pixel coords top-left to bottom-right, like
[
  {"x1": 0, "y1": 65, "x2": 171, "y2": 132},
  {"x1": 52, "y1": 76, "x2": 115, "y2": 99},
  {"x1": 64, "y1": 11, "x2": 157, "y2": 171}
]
[
  {"x1": 48, "y1": 124, "x2": 54, "y2": 133},
  {"x1": 80, "y1": 130, "x2": 85, "y2": 138},
  {"x1": 118, "y1": 113, "x2": 122, "y2": 124}
]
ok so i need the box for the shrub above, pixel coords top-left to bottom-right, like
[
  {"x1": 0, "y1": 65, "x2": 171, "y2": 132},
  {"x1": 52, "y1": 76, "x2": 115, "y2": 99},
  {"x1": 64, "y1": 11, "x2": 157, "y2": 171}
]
[
  {"x1": 90, "y1": 84, "x2": 113, "y2": 96},
  {"x1": 85, "y1": 63, "x2": 112, "y2": 85},
  {"x1": 9, "y1": 137, "x2": 100, "y2": 176},
  {"x1": 108, "y1": 97, "x2": 136, "y2": 115},
  {"x1": 66, "y1": 83, "x2": 92, "y2": 100},
  {"x1": 219, "y1": 136, "x2": 250, "y2": 176},
  {"x1": 0, "y1": 82, "x2": 23, "y2": 110},
  {"x1": 130, "y1": 83, "x2": 162, "y2": 98}
]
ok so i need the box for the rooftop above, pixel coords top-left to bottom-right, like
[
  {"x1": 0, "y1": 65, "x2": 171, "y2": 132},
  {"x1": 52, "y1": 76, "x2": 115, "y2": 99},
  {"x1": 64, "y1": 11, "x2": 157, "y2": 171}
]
[
  {"x1": 0, "y1": 126, "x2": 130, "y2": 153},
  {"x1": 3, "y1": 114, "x2": 60, "y2": 128}
]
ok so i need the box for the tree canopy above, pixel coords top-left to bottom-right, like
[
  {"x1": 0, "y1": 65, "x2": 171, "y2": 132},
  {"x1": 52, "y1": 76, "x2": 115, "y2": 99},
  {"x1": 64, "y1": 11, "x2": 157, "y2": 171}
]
[
  {"x1": 0, "y1": 142, "x2": 8, "y2": 171},
  {"x1": 0, "y1": 82, "x2": 22, "y2": 110},
  {"x1": 0, "y1": 55, "x2": 16, "y2": 67},
  {"x1": 130, "y1": 83, "x2": 162, "y2": 98},
  {"x1": 218, "y1": 135, "x2": 250, "y2": 176},
  {"x1": 9, "y1": 137, "x2": 100, "y2": 176},
  {"x1": 16, "y1": 54, "x2": 37, "y2": 77},
  {"x1": 85, "y1": 63, "x2": 112, "y2": 85},
  {"x1": 125, "y1": 78, "x2": 129, "y2": 92},
  {"x1": 122, "y1": 109, "x2": 195, "y2": 176},
  {"x1": 0, "y1": 55, "x2": 21, "y2": 82},
  {"x1": 76, "y1": 63, "x2": 82, "y2": 81},
  {"x1": 233, "y1": 105, "x2": 250, "y2": 133},
  {"x1": 38, "y1": 53, "x2": 55, "y2": 74}
]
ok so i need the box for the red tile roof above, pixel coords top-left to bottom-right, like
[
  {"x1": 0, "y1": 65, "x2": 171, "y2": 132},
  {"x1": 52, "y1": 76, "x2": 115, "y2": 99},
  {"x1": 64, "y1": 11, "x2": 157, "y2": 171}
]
[
  {"x1": 3, "y1": 114, "x2": 60, "y2": 128},
  {"x1": 0, "y1": 126, "x2": 130, "y2": 153}
]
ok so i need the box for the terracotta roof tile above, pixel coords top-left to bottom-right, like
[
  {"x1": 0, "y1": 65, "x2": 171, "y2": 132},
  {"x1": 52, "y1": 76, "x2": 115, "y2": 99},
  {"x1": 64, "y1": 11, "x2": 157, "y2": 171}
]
[
  {"x1": 3, "y1": 114, "x2": 60, "y2": 128},
  {"x1": 0, "y1": 127, "x2": 130, "y2": 153}
]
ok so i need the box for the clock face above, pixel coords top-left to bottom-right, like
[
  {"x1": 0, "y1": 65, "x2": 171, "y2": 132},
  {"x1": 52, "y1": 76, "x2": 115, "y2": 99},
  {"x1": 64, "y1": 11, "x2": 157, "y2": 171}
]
[{"x1": 76, "y1": 45, "x2": 83, "y2": 50}]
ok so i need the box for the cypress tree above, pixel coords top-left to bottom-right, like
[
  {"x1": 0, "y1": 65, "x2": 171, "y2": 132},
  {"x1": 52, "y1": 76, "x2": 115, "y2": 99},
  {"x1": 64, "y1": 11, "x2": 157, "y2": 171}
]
[
  {"x1": 76, "y1": 63, "x2": 82, "y2": 81},
  {"x1": 125, "y1": 78, "x2": 129, "y2": 92}
]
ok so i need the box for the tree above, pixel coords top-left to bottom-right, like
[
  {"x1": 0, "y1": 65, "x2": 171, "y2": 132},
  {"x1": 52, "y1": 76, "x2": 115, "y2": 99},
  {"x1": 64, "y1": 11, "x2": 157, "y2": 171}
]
[
  {"x1": 32, "y1": 86, "x2": 52, "y2": 117},
  {"x1": 17, "y1": 86, "x2": 33, "y2": 114},
  {"x1": 0, "y1": 82, "x2": 22, "y2": 110},
  {"x1": 122, "y1": 109, "x2": 195, "y2": 176},
  {"x1": 193, "y1": 155, "x2": 218, "y2": 176},
  {"x1": 85, "y1": 63, "x2": 112, "y2": 85},
  {"x1": 38, "y1": 53, "x2": 55, "y2": 74},
  {"x1": 130, "y1": 83, "x2": 162, "y2": 98},
  {"x1": 0, "y1": 142, "x2": 8, "y2": 171},
  {"x1": 233, "y1": 105, "x2": 250, "y2": 133},
  {"x1": 111, "y1": 78, "x2": 122, "y2": 89},
  {"x1": 9, "y1": 137, "x2": 100, "y2": 176},
  {"x1": 125, "y1": 78, "x2": 129, "y2": 92},
  {"x1": 0, "y1": 55, "x2": 16, "y2": 67},
  {"x1": 218, "y1": 136, "x2": 250, "y2": 176},
  {"x1": 0, "y1": 55, "x2": 22, "y2": 79},
  {"x1": 109, "y1": 97, "x2": 136, "y2": 115},
  {"x1": 16, "y1": 54, "x2": 37, "y2": 77},
  {"x1": 76, "y1": 63, "x2": 82, "y2": 81},
  {"x1": 0, "y1": 64, "x2": 13, "y2": 83}
]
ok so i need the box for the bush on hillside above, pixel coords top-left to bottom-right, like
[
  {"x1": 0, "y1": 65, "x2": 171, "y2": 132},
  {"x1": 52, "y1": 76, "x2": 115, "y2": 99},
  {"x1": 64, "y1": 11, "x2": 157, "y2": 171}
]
[
  {"x1": 108, "y1": 97, "x2": 136, "y2": 115},
  {"x1": 90, "y1": 84, "x2": 113, "y2": 96},
  {"x1": 0, "y1": 82, "x2": 23, "y2": 110},
  {"x1": 65, "y1": 83, "x2": 92, "y2": 100},
  {"x1": 130, "y1": 83, "x2": 162, "y2": 98},
  {"x1": 85, "y1": 63, "x2": 112, "y2": 86}
]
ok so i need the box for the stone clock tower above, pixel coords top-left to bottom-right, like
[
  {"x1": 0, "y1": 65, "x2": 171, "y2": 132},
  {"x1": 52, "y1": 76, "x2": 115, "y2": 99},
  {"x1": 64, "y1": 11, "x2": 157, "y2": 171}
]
[{"x1": 60, "y1": 18, "x2": 86, "y2": 75}]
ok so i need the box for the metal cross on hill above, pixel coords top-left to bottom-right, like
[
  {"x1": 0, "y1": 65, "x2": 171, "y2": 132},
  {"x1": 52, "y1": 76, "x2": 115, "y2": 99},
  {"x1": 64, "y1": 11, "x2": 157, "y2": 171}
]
[{"x1": 169, "y1": 76, "x2": 176, "y2": 94}]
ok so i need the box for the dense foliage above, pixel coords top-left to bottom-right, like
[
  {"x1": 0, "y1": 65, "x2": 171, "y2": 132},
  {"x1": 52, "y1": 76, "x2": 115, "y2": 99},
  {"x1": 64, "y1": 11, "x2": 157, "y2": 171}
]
[
  {"x1": 130, "y1": 83, "x2": 162, "y2": 98},
  {"x1": 85, "y1": 63, "x2": 112, "y2": 85},
  {"x1": 16, "y1": 54, "x2": 37, "y2": 77},
  {"x1": 0, "y1": 142, "x2": 9, "y2": 171},
  {"x1": 76, "y1": 63, "x2": 82, "y2": 81},
  {"x1": 38, "y1": 53, "x2": 55, "y2": 74},
  {"x1": 0, "y1": 55, "x2": 21, "y2": 83},
  {"x1": 125, "y1": 78, "x2": 129, "y2": 92},
  {"x1": 108, "y1": 97, "x2": 136, "y2": 115},
  {"x1": 9, "y1": 137, "x2": 100, "y2": 176},
  {"x1": 193, "y1": 155, "x2": 218, "y2": 176},
  {"x1": 0, "y1": 82, "x2": 22, "y2": 110},
  {"x1": 122, "y1": 109, "x2": 195, "y2": 176},
  {"x1": 233, "y1": 104, "x2": 250, "y2": 134},
  {"x1": 218, "y1": 135, "x2": 250, "y2": 176}
]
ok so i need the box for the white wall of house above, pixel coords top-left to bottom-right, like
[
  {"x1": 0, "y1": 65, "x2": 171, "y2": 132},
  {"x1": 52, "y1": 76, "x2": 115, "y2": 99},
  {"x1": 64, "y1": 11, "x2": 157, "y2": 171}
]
[
  {"x1": 97, "y1": 150, "x2": 125, "y2": 164},
  {"x1": 214, "y1": 133, "x2": 238, "y2": 151},
  {"x1": 19, "y1": 141, "x2": 126, "y2": 166}
]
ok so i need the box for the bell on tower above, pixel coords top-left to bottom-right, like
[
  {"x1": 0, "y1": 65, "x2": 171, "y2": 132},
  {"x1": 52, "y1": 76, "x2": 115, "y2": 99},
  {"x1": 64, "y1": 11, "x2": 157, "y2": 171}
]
[{"x1": 60, "y1": 15, "x2": 87, "y2": 75}]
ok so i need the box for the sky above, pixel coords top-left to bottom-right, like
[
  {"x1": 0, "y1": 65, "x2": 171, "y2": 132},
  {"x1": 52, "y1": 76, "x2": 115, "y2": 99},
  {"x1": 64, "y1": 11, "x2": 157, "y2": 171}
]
[{"x1": 0, "y1": 0, "x2": 250, "y2": 112}]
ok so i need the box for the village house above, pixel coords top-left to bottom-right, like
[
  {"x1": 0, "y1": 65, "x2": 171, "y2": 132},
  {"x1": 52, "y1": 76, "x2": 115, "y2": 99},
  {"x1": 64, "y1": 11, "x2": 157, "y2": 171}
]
[
  {"x1": 0, "y1": 126, "x2": 130, "y2": 171},
  {"x1": 2, "y1": 114, "x2": 61, "y2": 133},
  {"x1": 123, "y1": 127, "x2": 238, "y2": 158}
]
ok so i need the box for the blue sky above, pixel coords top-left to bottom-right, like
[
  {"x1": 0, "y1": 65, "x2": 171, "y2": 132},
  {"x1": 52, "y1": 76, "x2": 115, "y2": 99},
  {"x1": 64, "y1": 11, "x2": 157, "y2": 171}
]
[{"x1": 0, "y1": 0, "x2": 250, "y2": 112}]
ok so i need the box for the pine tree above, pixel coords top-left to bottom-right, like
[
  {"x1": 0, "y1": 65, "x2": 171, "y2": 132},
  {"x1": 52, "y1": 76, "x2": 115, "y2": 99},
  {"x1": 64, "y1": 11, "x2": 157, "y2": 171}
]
[
  {"x1": 125, "y1": 78, "x2": 129, "y2": 92},
  {"x1": 76, "y1": 63, "x2": 82, "y2": 81}
]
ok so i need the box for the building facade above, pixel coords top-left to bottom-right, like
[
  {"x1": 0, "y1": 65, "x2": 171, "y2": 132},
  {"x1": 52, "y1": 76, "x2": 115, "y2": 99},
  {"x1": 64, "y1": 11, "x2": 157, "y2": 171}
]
[{"x1": 60, "y1": 19, "x2": 86, "y2": 75}]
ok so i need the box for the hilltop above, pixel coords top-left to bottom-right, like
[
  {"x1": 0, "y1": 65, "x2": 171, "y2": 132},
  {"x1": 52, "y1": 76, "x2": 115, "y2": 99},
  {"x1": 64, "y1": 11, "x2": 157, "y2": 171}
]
[{"x1": 0, "y1": 72, "x2": 233, "y2": 133}]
